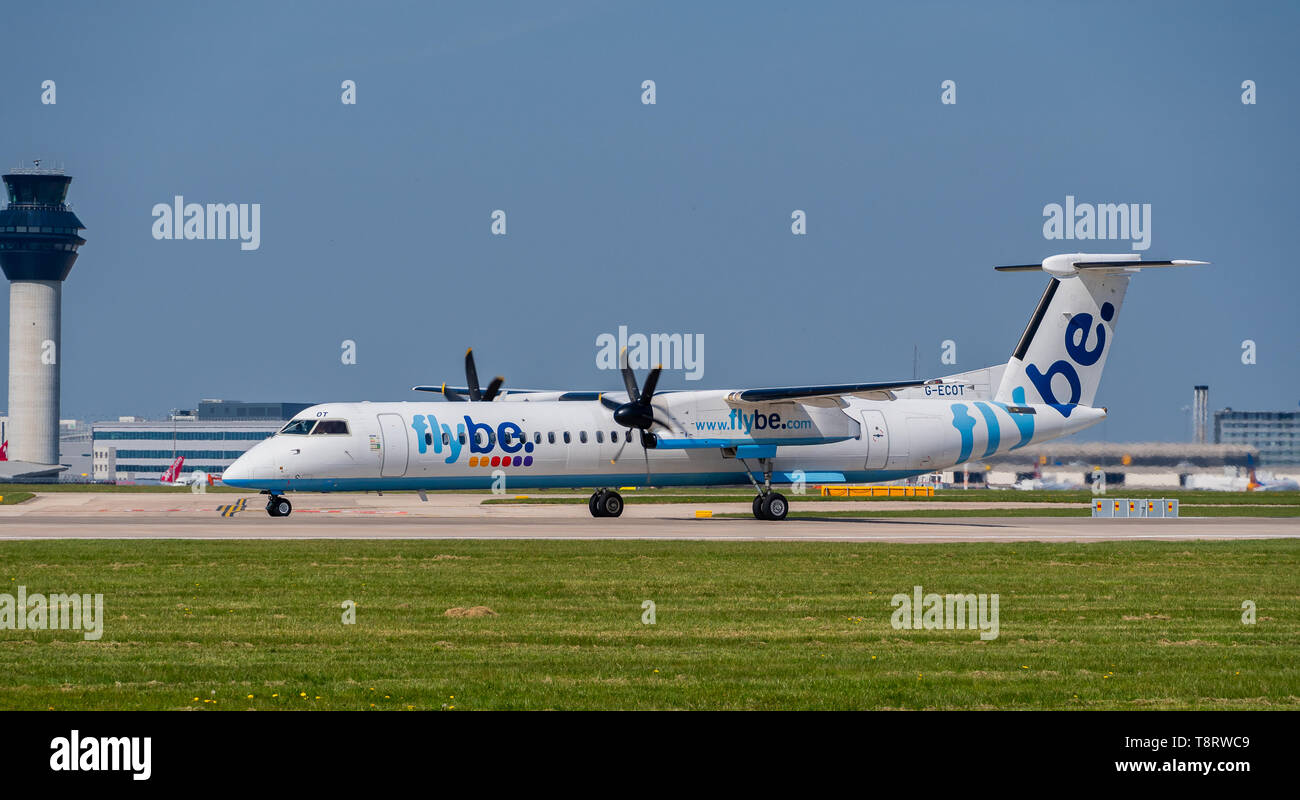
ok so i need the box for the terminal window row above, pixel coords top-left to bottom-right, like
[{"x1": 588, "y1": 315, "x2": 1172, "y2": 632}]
[
  {"x1": 94, "y1": 431, "x2": 273, "y2": 441},
  {"x1": 110, "y1": 464, "x2": 229, "y2": 474},
  {"x1": 109, "y1": 450, "x2": 253, "y2": 460}
]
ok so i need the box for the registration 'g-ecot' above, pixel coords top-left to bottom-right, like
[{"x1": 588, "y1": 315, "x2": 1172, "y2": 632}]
[{"x1": 223, "y1": 253, "x2": 1205, "y2": 521}]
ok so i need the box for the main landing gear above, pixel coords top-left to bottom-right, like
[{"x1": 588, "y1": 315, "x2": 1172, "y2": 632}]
[
  {"x1": 588, "y1": 489, "x2": 625, "y2": 518},
  {"x1": 265, "y1": 493, "x2": 292, "y2": 517},
  {"x1": 741, "y1": 457, "x2": 789, "y2": 521}
]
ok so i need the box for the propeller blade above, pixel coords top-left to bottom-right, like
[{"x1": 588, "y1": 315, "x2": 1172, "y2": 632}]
[
  {"x1": 598, "y1": 393, "x2": 623, "y2": 411},
  {"x1": 442, "y1": 383, "x2": 467, "y2": 402},
  {"x1": 619, "y1": 347, "x2": 640, "y2": 402},
  {"x1": 640, "y1": 364, "x2": 662, "y2": 401},
  {"x1": 609, "y1": 430, "x2": 631, "y2": 464},
  {"x1": 483, "y1": 376, "x2": 504, "y2": 402},
  {"x1": 464, "y1": 348, "x2": 482, "y2": 401}
]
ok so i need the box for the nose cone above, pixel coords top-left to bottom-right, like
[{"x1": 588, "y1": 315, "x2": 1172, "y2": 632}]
[{"x1": 222, "y1": 445, "x2": 274, "y2": 486}]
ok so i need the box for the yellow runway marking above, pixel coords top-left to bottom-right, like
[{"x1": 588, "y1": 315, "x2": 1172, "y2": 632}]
[{"x1": 216, "y1": 498, "x2": 248, "y2": 517}]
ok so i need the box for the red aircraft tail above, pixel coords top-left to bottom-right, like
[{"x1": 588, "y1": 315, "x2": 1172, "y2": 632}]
[{"x1": 160, "y1": 455, "x2": 185, "y2": 484}]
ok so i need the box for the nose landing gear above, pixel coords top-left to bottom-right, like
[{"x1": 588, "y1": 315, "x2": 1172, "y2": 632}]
[
  {"x1": 755, "y1": 491, "x2": 788, "y2": 521},
  {"x1": 741, "y1": 457, "x2": 789, "y2": 521},
  {"x1": 265, "y1": 494, "x2": 292, "y2": 517}
]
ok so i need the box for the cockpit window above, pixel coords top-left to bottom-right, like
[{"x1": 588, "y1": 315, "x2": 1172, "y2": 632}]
[
  {"x1": 280, "y1": 419, "x2": 316, "y2": 435},
  {"x1": 311, "y1": 419, "x2": 350, "y2": 435}
]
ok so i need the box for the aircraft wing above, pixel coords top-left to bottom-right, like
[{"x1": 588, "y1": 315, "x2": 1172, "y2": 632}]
[
  {"x1": 726, "y1": 379, "x2": 934, "y2": 405},
  {"x1": 411, "y1": 384, "x2": 552, "y2": 400}
]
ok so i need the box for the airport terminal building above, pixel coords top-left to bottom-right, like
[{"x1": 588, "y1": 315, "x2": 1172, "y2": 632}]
[
  {"x1": 91, "y1": 400, "x2": 311, "y2": 482},
  {"x1": 1214, "y1": 409, "x2": 1300, "y2": 466}
]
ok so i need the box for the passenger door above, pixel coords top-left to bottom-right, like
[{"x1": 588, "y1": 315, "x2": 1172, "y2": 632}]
[{"x1": 377, "y1": 413, "x2": 409, "y2": 477}]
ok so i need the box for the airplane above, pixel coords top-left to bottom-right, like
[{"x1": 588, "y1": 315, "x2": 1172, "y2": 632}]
[
  {"x1": 1013, "y1": 464, "x2": 1083, "y2": 491},
  {"x1": 222, "y1": 252, "x2": 1207, "y2": 520},
  {"x1": 159, "y1": 455, "x2": 185, "y2": 484},
  {"x1": 157, "y1": 455, "x2": 208, "y2": 487},
  {"x1": 1183, "y1": 454, "x2": 1300, "y2": 492}
]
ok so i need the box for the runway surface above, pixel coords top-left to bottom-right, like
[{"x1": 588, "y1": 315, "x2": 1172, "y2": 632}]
[{"x1": 0, "y1": 492, "x2": 1295, "y2": 542}]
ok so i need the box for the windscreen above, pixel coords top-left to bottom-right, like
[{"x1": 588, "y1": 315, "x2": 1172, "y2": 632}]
[{"x1": 279, "y1": 419, "x2": 316, "y2": 435}]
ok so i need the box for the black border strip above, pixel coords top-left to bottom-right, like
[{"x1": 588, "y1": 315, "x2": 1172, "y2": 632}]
[{"x1": 1011, "y1": 277, "x2": 1059, "y2": 361}]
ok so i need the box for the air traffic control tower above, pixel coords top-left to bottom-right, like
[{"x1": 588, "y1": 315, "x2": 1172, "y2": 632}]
[{"x1": 0, "y1": 165, "x2": 86, "y2": 467}]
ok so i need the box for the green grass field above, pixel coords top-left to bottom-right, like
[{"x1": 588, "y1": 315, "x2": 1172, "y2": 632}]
[{"x1": 0, "y1": 539, "x2": 1295, "y2": 710}]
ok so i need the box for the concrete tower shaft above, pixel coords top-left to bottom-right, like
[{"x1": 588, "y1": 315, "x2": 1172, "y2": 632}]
[
  {"x1": 8, "y1": 280, "x2": 61, "y2": 463},
  {"x1": 0, "y1": 166, "x2": 85, "y2": 466}
]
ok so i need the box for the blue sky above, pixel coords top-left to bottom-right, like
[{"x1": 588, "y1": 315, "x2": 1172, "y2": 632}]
[{"x1": 1, "y1": 1, "x2": 1296, "y2": 441}]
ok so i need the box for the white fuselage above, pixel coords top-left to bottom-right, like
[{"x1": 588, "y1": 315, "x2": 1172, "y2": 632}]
[{"x1": 221, "y1": 390, "x2": 1105, "y2": 493}]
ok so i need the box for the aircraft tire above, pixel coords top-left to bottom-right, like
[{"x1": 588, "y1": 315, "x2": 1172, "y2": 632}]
[
  {"x1": 589, "y1": 491, "x2": 606, "y2": 518},
  {"x1": 752, "y1": 495, "x2": 765, "y2": 520},
  {"x1": 760, "y1": 492, "x2": 788, "y2": 521},
  {"x1": 267, "y1": 496, "x2": 292, "y2": 517},
  {"x1": 601, "y1": 491, "x2": 624, "y2": 518}
]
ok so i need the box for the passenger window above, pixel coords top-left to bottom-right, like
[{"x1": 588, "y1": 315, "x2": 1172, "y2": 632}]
[
  {"x1": 534, "y1": 432, "x2": 542, "y2": 444},
  {"x1": 442, "y1": 432, "x2": 450, "y2": 446},
  {"x1": 459, "y1": 431, "x2": 467, "y2": 445},
  {"x1": 563, "y1": 432, "x2": 571, "y2": 444},
  {"x1": 611, "y1": 431, "x2": 619, "y2": 443},
  {"x1": 595, "y1": 431, "x2": 603, "y2": 444},
  {"x1": 502, "y1": 430, "x2": 513, "y2": 446},
  {"x1": 548, "y1": 432, "x2": 556, "y2": 444},
  {"x1": 425, "y1": 433, "x2": 433, "y2": 446},
  {"x1": 488, "y1": 429, "x2": 496, "y2": 446}
]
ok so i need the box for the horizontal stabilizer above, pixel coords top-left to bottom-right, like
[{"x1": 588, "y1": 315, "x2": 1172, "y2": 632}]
[{"x1": 996, "y1": 254, "x2": 1208, "y2": 277}]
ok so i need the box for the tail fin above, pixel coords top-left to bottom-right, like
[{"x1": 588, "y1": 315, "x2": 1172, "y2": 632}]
[
  {"x1": 993, "y1": 253, "x2": 1206, "y2": 409},
  {"x1": 161, "y1": 455, "x2": 184, "y2": 483}
]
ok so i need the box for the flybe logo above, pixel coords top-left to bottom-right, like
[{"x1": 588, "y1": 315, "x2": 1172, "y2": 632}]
[
  {"x1": 410, "y1": 414, "x2": 537, "y2": 467},
  {"x1": 1024, "y1": 301, "x2": 1114, "y2": 417}
]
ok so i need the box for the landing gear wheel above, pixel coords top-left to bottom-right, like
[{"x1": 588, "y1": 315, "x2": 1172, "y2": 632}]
[
  {"x1": 752, "y1": 495, "x2": 765, "y2": 519},
  {"x1": 589, "y1": 490, "x2": 608, "y2": 518},
  {"x1": 759, "y1": 492, "x2": 788, "y2": 521},
  {"x1": 266, "y1": 496, "x2": 292, "y2": 517},
  {"x1": 600, "y1": 491, "x2": 624, "y2": 518}
]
